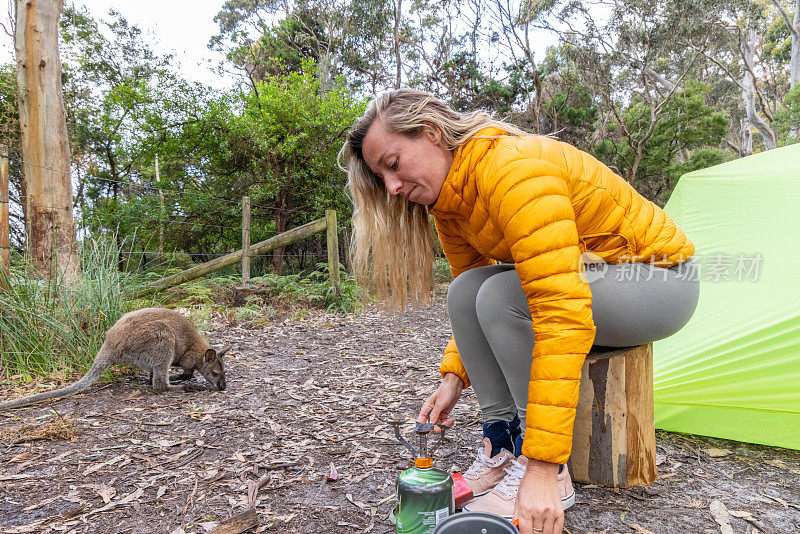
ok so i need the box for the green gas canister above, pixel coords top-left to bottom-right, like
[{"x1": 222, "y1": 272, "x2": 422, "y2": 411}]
[{"x1": 389, "y1": 421, "x2": 454, "y2": 534}]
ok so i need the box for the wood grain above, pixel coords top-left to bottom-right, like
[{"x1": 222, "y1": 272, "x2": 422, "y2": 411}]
[{"x1": 569, "y1": 343, "x2": 656, "y2": 487}]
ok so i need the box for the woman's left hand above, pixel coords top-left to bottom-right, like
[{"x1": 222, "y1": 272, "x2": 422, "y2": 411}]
[{"x1": 514, "y1": 459, "x2": 563, "y2": 534}]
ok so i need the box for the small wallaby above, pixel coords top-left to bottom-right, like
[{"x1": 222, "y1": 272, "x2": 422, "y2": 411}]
[{"x1": 0, "y1": 307, "x2": 228, "y2": 410}]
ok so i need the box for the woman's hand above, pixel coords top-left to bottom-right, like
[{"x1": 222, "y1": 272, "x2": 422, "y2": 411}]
[
  {"x1": 416, "y1": 372, "x2": 464, "y2": 427},
  {"x1": 514, "y1": 459, "x2": 563, "y2": 534}
]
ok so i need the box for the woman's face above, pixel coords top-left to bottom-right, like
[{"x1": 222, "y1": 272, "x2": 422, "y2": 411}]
[{"x1": 361, "y1": 120, "x2": 454, "y2": 206}]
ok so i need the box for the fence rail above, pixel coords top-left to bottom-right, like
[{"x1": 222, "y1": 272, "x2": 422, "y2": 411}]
[
  {"x1": 130, "y1": 209, "x2": 339, "y2": 299},
  {"x1": 1, "y1": 149, "x2": 345, "y2": 296}
]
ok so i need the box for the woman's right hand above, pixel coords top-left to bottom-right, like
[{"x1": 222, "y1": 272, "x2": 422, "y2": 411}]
[{"x1": 416, "y1": 372, "x2": 465, "y2": 427}]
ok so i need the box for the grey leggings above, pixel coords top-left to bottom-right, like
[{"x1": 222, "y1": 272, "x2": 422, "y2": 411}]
[{"x1": 447, "y1": 261, "x2": 700, "y2": 427}]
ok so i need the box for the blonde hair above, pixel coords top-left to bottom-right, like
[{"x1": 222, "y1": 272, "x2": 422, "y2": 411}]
[{"x1": 341, "y1": 88, "x2": 526, "y2": 310}]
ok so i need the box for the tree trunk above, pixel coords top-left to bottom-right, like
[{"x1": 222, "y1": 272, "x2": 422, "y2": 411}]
[
  {"x1": 522, "y1": 25, "x2": 541, "y2": 133},
  {"x1": 14, "y1": 0, "x2": 78, "y2": 282},
  {"x1": 792, "y1": 0, "x2": 800, "y2": 90},
  {"x1": 773, "y1": 0, "x2": 800, "y2": 90},
  {"x1": 394, "y1": 0, "x2": 402, "y2": 89},
  {"x1": 741, "y1": 117, "x2": 753, "y2": 157},
  {"x1": 790, "y1": 0, "x2": 799, "y2": 140},
  {"x1": 742, "y1": 22, "x2": 776, "y2": 150}
]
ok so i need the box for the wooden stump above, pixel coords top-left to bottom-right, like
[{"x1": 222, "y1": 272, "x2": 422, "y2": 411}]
[{"x1": 567, "y1": 343, "x2": 656, "y2": 488}]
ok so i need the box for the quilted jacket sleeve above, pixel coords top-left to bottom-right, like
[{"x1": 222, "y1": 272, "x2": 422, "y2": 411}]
[
  {"x1": 479, "y1": 158, "x2": 596, "y2": 465},
  {"x1": 434, "y1": 218, "x2": 495, "y2": 389}
]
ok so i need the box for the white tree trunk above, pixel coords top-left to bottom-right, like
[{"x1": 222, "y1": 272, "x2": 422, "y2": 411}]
[
  {"x1": 394, "y1": 0, "x2": 402, "y2": 89},
  {"x1": 741, "y1": 117, "x2": 753, "y2": 156},
  {"x1": 14, "y1": 0, "x2": 78, "y2": 281},
  {"x1": 774, "y1": 0, "x2": 800, "y2": 89},
  {"x1": 742, "y1": 23, "x2": 777, "y2": 150}
]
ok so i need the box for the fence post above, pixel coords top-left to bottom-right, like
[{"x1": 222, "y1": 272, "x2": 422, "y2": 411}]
[
  {"x1": 132, "y1": 217, "x2": 328, "y2": 298},
  {"x1": 155, "y1": 154, "x2": 164, "y2": 255},
  {"x1": 0, "y1": 144, "x2": 8, "y2": 290},
  {"x1": 242, "y1": 196, "x2": 251, "y2": 290},
  {"x1": 325, "y1": 209, "x2": 340, "y2": 295}
]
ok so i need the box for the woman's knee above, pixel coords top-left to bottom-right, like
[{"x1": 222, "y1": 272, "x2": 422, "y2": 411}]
[
  {"x1": 474, "y1": 270, "x2": 529, "y2": 328},
  {"x1": 447, "y1": 265, "x2": 505, "y2": 316}
]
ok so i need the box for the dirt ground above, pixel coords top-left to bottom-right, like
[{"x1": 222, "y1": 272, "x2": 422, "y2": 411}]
[{"x1": 1, "y1": 290, "x2": 799, "y2": 534}]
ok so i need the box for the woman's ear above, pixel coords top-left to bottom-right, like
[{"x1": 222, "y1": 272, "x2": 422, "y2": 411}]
[{"x1": 424, "y1": 123, "x2": 443, "y2": 146}]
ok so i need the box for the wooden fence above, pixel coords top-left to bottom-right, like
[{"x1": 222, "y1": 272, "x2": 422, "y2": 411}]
[{"x1": 131, "y1": 199, "x2": 339, "y2": 299}]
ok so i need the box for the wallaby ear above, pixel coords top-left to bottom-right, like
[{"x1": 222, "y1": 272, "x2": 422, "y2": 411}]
[
  {"x1": 217, "y1": 346, "x2": 231, "y2": 358},
  {"x1": 204, "y1": 348, "x2": 216, "y2": 362}
]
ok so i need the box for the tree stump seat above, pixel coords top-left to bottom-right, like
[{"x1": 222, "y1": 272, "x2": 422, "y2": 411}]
[{"x1": 567, "y1": 343, "x2": 656, "y2": 488}]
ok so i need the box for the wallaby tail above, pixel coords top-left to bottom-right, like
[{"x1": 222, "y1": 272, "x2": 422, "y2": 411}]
[{"x1": 0, "y1": 355, "x2": 110, "y2": 410}]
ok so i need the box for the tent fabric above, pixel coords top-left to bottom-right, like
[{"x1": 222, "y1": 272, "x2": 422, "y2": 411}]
[{"x1": 653, "y1": 143, "x2": 800, "y2": 450}]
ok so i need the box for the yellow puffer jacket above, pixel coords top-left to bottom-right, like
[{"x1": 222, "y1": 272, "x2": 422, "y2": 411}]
[{"x1": 430, "y1": 128, "x2": 694, "y2": 464}]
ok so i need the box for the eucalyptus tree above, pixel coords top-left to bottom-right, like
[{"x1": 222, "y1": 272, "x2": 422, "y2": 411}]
[
  {"x1": 656, "y1": 0, "x2": 797, "y2": 153},
  {"x1": 479, "y1": 0, "x2": 555, "y2": 129},
  {"x1": 342, "y1": 0, "x2": 397, "y2": 93},
  {"x1": 770, "y1": 0, "x2": 799, "y2": 89},
  {"x1": 15, "y1": 0, "x2": 78, "y2": 281},
  {"x1": 60, "y1": 7, "x2": 172, "y2": 202},
  {"x1": 496, "y1": 0, "x2": 728, "y2": 201},
  {"x1": 212, "y1": 0, "x2": 398, "y2": 92},
  {"x1": 399, "y1": 0, "x2": 533, "y2": 116},
  {"x1": 535, "y1": 44, "x2": 598, "y2": 148},
  {"x1": 768, "y1": 0, "x2": 799, "y2": 139}
]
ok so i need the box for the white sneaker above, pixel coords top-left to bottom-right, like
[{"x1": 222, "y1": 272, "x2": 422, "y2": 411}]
[
  {"x1": 464, "y1": 457, "x2": 576, "y2": 518},
  {"x1": 461, "y1": 438, "x2": 514, "y2": 497}
]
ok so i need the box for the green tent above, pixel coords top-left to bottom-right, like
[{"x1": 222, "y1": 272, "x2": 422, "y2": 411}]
[{"x1": 653, "y1": 143, "x2": 800, "y2": 450}]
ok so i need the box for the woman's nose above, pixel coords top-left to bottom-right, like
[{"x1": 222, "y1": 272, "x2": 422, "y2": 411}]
[{"x1": 384, "y1": 174, "x2": 402, "y2": 196}]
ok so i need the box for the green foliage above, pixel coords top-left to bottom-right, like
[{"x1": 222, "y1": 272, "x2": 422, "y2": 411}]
[
  {"x1": 440, "y1": 53, "x2": 529, "y2": 115},
  {"x1": 762, "y1": 12, "x2": 792, "y2": 66},
  {"x1": 228, "y1": 14, "x2": 329, "y2": 79},
  {"x1": 59, "y1": 8, "x2": 364, "y2": 272},
  {"x1": 61, "y1": 7, "x2": 223, "y2": 261},
  {"x1": 666, "y1": 148, "x2": 727, "y2": 184},
  {"x1": 170, "y1": 60, "x2": 364, "y2": 266},
  {"x1": 774, "y1": 86, "x2": 800, "y2": 145},
  {"x1": 211, "y1": 0, "x2": 397, "y2": 91},
  {"x1": 309, "y1": 263, "x2": 363, "y2": 313},
  {"x1": 593, "y1": 82, "x2": 729, "y2": 202},
  {"x1": 170, "y1": 280, "x2": 223, "y2": 307},
  {"x1": 433, "y1": 257, "x2": 454, "y2": 283},
  {"x1": 251, "y1": 263, "x2": 362, "y2": 313},
  {"x1": 537, "y1": 44, "x2": 600, "y2": 147},
  {"x1": 0, "y1": 63, "x2": 18, "y2": 145},
  {"x1": 0, "y1": 239, "x2": 131, "y2": 378},
  {"x1": 186, "y1": 60, "x2": 365, "y2": 258}
]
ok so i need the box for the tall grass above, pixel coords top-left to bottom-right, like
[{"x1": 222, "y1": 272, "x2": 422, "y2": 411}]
[{"x1": 0, "y1": 238, "x2": 130, "y2": 379}]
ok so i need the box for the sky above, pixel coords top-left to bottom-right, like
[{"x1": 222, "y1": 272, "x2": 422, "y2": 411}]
[{"x1": 1, "y1": 0, "x2": 235, "y2": 89}]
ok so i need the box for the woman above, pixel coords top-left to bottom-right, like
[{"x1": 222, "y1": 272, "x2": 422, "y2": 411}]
[{"x1": 341, "y1": 89, "x2": 699, "y2": 534}]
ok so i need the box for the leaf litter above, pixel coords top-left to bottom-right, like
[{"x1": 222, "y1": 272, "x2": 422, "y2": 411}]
[{"x1": 0, "y1": 289, "x2": 798, "y2": 533}]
